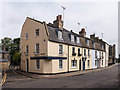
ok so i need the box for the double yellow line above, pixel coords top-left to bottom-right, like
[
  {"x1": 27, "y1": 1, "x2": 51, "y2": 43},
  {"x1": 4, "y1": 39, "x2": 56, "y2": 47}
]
[{"x1": 0, "y1": 73, "x2": 7, "y2": 86}]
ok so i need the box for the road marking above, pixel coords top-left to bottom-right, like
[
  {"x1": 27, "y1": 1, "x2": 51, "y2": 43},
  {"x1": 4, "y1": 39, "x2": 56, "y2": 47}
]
[{"x1": 0, "y1": 73, "x2": 7, "y2": 86}]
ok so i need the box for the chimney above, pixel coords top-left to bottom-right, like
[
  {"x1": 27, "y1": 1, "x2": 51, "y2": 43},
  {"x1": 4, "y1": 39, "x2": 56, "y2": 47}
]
[
  {"x1": 96, "y1": 37, "x2": 99, "y2": 39},
  {"x1": 90, "y1": 33, "x2": 95, "y2": 39},
  {"x1": 53, "y1": 15, "x2": 63, "y2": 29},
  {"x1": 79, "y1": 28, "x2": 86, "y2": 37}
]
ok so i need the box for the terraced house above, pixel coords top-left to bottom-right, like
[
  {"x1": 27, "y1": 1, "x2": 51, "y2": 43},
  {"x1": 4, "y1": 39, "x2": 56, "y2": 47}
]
[{"x1": 20, "y1": 15, "x2": 109, "y2": 74}]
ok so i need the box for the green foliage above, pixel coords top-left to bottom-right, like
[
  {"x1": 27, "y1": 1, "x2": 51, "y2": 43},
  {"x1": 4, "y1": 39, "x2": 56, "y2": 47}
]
[
  {"x1": 1, "y1": 37, "x2": 21, "y2": 65},
  {"x1": 12, "y1": 52, "x2": 21, "y2": 65},
  {"x1": 1, "y1": 37, "x2": 12, "y2": 51}
]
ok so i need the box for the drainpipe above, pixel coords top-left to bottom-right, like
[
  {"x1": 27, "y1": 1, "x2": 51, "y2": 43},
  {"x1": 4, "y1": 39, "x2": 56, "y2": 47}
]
[{"x1": 68, "y1": 45, "x2": 69, "y2": 72}]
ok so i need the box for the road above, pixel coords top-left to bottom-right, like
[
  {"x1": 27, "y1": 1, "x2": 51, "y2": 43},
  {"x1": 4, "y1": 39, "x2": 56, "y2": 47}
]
[{"x1": 2, "y1": 63, "x2": 119, "y2": 89}]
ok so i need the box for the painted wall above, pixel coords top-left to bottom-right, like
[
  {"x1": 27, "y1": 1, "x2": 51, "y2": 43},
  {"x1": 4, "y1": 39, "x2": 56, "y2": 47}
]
[
  {"x1": 48, "y1": 41, "x2": 68, "y2": 73},
  {"x1": 105, "y1": 44, "x2": 109, "y2": 67},
  {"x1": 20, "y1": 17, "x2": 48, "y2": 73},
  {"x1": 68, "y1": 46, "x2": 82, "y2": 71},
  {"x1": 82, "y1": 48, "x2": 92, "y2": 70}
]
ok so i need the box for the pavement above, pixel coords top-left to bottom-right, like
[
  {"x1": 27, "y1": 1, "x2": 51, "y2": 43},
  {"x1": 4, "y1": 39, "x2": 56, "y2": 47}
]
[
  {"x1": 2, "y1": 63, "x2": 119, "y2": 88},
  {"x1": 14, "y1": 63, "x2": 118, "y2": 79}
]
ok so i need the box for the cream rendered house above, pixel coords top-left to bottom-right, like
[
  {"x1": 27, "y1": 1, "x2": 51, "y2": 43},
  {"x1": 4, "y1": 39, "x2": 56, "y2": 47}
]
[{"x1": 20, "y1": 15, "x2": 108, "y2": 74}]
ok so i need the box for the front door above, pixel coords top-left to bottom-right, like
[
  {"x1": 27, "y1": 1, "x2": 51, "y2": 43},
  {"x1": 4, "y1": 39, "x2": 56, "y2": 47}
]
[
  {"x1": 79, "y1": 60, "x2": 81, "y2": 71},
  {"x1": 26, "y1": 59, "x2": 29, "y2": 72},
  {"x1": 83, "y1": 60, "x2": 85, "y2": 71},
  {"x1": 97, "y1": 60, "x2": 99, "y2": 68}
]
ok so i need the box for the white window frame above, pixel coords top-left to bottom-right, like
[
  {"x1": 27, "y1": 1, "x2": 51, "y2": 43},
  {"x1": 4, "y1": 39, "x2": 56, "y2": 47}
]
[
  {"x1": 77, "y1": 37, "x2": 79, "y2": 43},
  {"x1": 26, "y1": 45, "x2": 28, "y2": 54},
  {"x1": 58, "y1": 31, "x2": 63, "y2": 40},
  {"x1": 35, "y1": 29, "x2": 39, "y2": 36},
  {"x1": 71, "y1": 35, "x2": 74, "y2": 42},
  {"x1": 88, "y1": 49, "x2": 90, "y2": 57},
  {"x1": 59, "y1": 60, "x2": 63, "y2": 69},
  {"x1": 59, "y1": 45, "x2": 63, "y2": 55},
  {"x1": 36, "y1": 60, "x2": 40, "y2": 70},
  {"x1": 71, "y1": 60, "x2": 77, "y2": 68},
  {"x1": 35, "y1": 43, "x2": 39, "y2": 54}
]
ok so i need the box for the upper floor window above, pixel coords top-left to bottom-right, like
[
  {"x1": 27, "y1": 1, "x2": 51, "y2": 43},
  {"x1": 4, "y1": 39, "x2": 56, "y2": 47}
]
[
  {"x1": 84, "y1": 49, "x2": 86, "y2": 56},
  {"x1": 35, "y1": 29, "x2": 39, "y2": 36},
  {"x1": 26, "y1": 45, "x2": 28, "y2": 54},
  {"x1": 77, "y1": 37, "x2": 79, "y2": 43},
  {"x1": 71, "y1": 35, "x2": 74, "y2": 42},
  {"x1": 35, "y1": 43, "x2": 39, "y2": 54},
  {"x1": 25, "y1": 33, "x2": 28, "y2": 40},
  {"x1": 78, "y1": 48, "x2": 80, "y2": 54},
  {"x1": 85, "y1": 38, "x2": 89, "y2": 46},
  {"x1": 95, "y1": 51, "x2": 97, "y2": 58},
  {"x1": 72, "y1": 47, "x2": 75, "y2": 54},
  {"x1": 88, "y1": 49, "x2": 90, "y2": 57},
  {"x1": 58, "y1": 31, "x2": 63, "y2": 40},
  {"x1": 59, "y1": 45, "x2": 63, "y2": 55}
]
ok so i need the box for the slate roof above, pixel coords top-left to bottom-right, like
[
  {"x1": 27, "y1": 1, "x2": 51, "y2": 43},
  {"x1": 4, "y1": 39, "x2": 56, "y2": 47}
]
[
  {"x1": 47, "y1": 24, "x2": 105, "y2": 51},
  {"x1": 26, "y1": 17, "x2": 106, "y2": 51}
]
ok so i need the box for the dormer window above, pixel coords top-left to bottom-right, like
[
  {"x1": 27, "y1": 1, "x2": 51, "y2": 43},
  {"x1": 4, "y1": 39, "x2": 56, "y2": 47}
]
[
  {"x1": 58, "y1": 31, "x2": 63, "y2": 40},
  {"x1": 92, "y1": 41, "x2": 95, "y2": 47},
  {"x1": 85, "y1": 38, "x2": 89, "y2": 46},
  {"x1": 25, "y1": 33, "x2": 28, "y2": 40},
  {"x1": 71, "y1": 35, "x2": 74, "y2": 42},
  {"x1": 100, "y1": 44, "x2": 104, "y2": 49},
  {"x1": 77, "y1": 37, "x2": 79, "y2": 43}
]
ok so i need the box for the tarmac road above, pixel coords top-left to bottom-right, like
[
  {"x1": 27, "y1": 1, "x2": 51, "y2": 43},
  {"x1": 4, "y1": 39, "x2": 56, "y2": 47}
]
[{"x1": 2, "y1": 63, "x2": 119, "y2": 89}]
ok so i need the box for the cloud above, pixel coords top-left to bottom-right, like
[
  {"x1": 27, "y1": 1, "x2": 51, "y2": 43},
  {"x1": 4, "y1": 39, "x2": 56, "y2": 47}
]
[{"x1": 0, "y1": 2, "x2": 118, "y2": 57}]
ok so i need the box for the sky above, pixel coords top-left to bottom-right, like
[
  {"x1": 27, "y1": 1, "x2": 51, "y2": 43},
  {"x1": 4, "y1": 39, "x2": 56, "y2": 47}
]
[{"x1": 0, "y1": 0, "x2": 118, "y2": 57}]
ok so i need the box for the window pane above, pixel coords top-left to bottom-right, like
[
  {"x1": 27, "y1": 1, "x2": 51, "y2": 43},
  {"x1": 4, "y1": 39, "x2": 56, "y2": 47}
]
[
  {"x1": 36, "y1": 29, "x2": 39, "y2": 36},
  {"x1": 59, "y1": 45, "x2": 63, "y2": 54},
  {"x1": 59, "y1": 60, "x2": 63, "y2": 69},
  {"x1": 36, "y1": 60, "x2": 40, "y2": 69},
  {"x1": 36, "y1": 43, "x2": 39, "y2": 53}
]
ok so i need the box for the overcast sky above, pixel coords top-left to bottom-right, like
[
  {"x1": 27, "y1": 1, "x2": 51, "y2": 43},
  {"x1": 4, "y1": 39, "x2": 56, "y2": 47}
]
[{"x1": 0, "y1": 1, "x2": 118, "y2": 57}]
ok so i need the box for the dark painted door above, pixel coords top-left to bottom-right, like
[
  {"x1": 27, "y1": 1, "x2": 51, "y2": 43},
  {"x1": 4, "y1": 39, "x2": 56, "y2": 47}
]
[
  {"x1": 79, "y1": 60, "x2": 81, "y2": 71},
  {"x1": 26, "y1": 59, "x2": 29, "y2": 72},
  {"x1": 97, "y1": 60, "x2": 99, "y2": 68},
  {"x1": 83, "y1": 60, "x2": 85, "y2": 71}
]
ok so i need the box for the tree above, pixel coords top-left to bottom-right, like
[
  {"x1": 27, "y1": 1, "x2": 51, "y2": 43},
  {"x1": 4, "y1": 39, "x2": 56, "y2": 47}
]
[
  {"x1": 12, "y1": 52, "x2": 21, "y2": 65},
  {"x1": 1, "y1": 37, "x2": 21, "y2": 66},
  {"x1": 1, "y1": 37, "x2": 12, "y2": 51}
]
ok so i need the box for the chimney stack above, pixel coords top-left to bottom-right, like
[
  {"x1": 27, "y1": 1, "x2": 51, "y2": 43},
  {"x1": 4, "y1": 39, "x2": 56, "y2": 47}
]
[
  {"x1": 90, "y1": 33, "x2": 95, "y2": 39},
  {"x1": 53, "y1": 15, "x2": 63, "y2": 29},
  {"x1": 79, "y1": 28, "x2": 86, "y2": 37}
]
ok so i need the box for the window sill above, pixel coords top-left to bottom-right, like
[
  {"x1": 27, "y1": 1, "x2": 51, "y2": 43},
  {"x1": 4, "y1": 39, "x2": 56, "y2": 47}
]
[
  {"x1": 59, "y1": 68, "x2": 63, "y2": 70},
  {"x1": 71, "y1": 67, "x2": 77, "y2": 69},
  {"x1": 35, "y1": 68, "x2": 40, "y2": 70}
]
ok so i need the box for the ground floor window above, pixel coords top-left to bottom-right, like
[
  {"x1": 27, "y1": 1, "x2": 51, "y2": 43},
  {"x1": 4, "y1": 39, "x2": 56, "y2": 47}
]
[
  {"x1": 88, "y1": 60, "x2": 90, "y2": 67},
  {"x1": 95, "y1": 60, "x2": 97, "y2": 66},
  {"x1": 59, "y1": 60, "x2": 63, "y2": 69},
  {"x1": 36, "y1": 60, "x2": 40, "y2": 69},
  {"x1": 71, "y1": 60, "x2": 77, "y2": 68}
]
